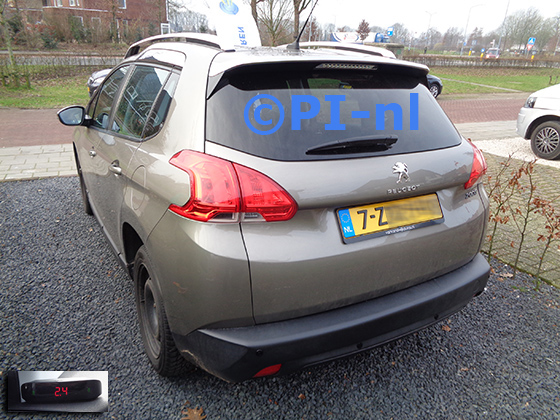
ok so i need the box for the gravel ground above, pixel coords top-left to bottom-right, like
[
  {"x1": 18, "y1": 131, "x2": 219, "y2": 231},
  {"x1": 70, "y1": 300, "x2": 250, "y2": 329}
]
[{"x1": 1, "y1": 177, "x2": 559, "y2": 420}]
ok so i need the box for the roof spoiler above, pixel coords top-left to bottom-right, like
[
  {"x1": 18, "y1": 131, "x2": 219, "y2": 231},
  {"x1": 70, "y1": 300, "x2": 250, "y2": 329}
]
[{"x1": 125, "y1": 33, "x2": 224, "y2": 58}]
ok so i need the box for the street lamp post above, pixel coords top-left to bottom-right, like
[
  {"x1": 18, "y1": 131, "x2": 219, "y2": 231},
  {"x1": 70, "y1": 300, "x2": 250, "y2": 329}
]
[
  {"x1": 554, "y1": 16, "x2": 560, "y2": 56},
  {"x1": 425, "y1": 11, "x2": 436, "y2": 52},
  {"x1": 460, "y1": 4, "x2": 482, "y2": 56},
  {"x1": 497, "y1": 0, "x2": 510, "y2": 52}
]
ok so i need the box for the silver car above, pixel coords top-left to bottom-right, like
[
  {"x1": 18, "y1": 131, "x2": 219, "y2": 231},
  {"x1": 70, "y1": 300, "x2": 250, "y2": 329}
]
[{"x1": 58, "y1": 33, "x2": 490, "y2": 382}]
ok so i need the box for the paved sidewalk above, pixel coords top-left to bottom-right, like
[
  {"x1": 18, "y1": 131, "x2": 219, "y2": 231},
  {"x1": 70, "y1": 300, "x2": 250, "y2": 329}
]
[{"x1": 0, "y1": 143, "x2": 76, "y2": 181}]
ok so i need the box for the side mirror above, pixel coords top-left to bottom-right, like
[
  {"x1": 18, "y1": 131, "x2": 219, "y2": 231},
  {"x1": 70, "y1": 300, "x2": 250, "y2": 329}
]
[{"x1": 58, "y1": 106, "x2": 90, "y2": 126}]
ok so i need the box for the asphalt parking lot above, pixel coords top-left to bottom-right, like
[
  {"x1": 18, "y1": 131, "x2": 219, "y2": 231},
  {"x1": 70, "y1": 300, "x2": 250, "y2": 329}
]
[{"x1": 1, "y1": 176, "x2": 560, "y2": 419}]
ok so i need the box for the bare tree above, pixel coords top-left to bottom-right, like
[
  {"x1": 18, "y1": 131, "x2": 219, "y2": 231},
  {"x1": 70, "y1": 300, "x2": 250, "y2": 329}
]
[
  {"x1": 292, "y1": 0, "x2": 312, "y2": 39},
  {"x1": 389, "y1": 23, "x2": 410, "y2": 44},
  {"x1": 249, "y1": 0, "x2": 265, "y2": 25},
  {"x1": 534, "y1": 17, "x2": 556, "y2": 52},
  {"x1": 300, "y1": 15, "x2": 322, "y2": 41},
  {"x1": 258, "y1": 0, "x2": 293, "y2": 46},
  {"x1": 323, "y1": 22, "x2": 335, "y2": 40},
  {"x1": 442, "y1": 27, "x2": 462, "y2": 50},
  {"x1": 169, "y1": 5, "x2": 209, "y2": 33},
  {"x1": 467, "y1": 27, "x2": 483, "y2": 48},
  {"x1": 337, "y1": 25, "x2": 354, "y2": 32},
  {"x1": 0, "y1": 0, "x2": 15, "y2": 70},
  {"x1": 420, "y1": 27, "x2": 442, "y2": 50},
  {"x1": 356, "y1": 19, "x2": 370, "y2": 41},
  {"x1": 501, "y1": 8, "x2": 548, "y2": 52}
]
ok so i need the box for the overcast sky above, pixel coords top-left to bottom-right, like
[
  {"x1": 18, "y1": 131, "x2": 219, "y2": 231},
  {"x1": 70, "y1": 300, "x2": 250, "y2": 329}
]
[{"x1": 184, "y1": 0, "x2": 560, "y2": 36}]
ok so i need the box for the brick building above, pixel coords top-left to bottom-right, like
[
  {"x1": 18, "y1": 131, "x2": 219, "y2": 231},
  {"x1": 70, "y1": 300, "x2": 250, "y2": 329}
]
[{"x1": 5, "y1": 0, "x2": 169, "y2": 42}]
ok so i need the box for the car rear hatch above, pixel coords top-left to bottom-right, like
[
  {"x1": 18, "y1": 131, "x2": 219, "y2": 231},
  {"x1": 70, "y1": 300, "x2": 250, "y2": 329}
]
[{"x1": 204, "y1": 57, "x2": 487, "y2": 324}]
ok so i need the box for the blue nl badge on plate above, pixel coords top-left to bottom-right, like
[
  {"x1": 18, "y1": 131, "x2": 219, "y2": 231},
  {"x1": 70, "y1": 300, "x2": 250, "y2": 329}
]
[{"x1": 337, "y1": 209, "x2": 355, "y2": 238}]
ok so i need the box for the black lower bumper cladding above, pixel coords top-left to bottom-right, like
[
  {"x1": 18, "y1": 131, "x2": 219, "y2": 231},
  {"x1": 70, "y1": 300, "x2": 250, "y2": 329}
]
[{"x1": 174, "y1": 254, "x2": 490, "y2": 382}]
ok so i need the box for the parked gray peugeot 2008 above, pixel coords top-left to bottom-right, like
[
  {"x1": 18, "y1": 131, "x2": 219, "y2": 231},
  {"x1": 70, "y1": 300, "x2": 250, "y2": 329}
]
[{"x1": 58, "y1": 33, "x2": 490, "y2": 382}]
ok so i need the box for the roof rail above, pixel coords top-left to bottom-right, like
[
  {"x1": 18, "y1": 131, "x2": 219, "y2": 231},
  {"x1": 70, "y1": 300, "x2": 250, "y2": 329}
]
[
  {"x1": 125, "y1": 33, "x2": 223, "y2": 58},
  {"x1": 294, "y1": 42, "x2": 396, "y2": 59}
]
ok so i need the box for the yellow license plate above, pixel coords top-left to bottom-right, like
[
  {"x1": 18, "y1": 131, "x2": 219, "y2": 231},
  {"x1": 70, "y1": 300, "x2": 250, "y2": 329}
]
[{"x1": 337, "y1": 194, "x2": 443, "y2": 242}]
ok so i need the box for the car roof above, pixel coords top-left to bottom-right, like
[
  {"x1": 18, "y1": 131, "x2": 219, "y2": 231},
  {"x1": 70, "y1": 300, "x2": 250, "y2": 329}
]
[{"x1": 124, "y1": 33, "x2": 429, "y2": 78}]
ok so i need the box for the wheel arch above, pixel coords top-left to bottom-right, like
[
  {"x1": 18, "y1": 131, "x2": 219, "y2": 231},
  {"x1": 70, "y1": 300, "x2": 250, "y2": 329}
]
[
  {"x1": 123, "y1": 222, "x2": 144, "y2": 277},
  {"x1": 525, "y1": 115, "x2": 560, "y2": 139}
]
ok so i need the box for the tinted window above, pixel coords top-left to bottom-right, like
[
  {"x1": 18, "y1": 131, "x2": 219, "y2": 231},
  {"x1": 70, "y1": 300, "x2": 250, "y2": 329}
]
[
  {"x1": 143, "y1": 72, "x2": 179, "y2": 138},
  {"x1": 111, "y1": 66, "x2": 172, "y2": 139},
  {"x1": 91, "y1": 66, "x2": 129, "y2": 129},
  {"x1": 206, "y1": 63, "x2": 461, "y2": 161}
]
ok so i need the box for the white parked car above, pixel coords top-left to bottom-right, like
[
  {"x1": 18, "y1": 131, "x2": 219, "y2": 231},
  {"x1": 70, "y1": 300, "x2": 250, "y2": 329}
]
[{"x1": 517, "y1": 84, "x2": 560, "y2": 160}]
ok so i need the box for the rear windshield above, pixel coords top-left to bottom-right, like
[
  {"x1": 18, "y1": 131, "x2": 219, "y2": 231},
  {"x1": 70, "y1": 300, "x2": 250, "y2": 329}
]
[{"x1": 206, "y1": 62, "x2": 460, "y2": 161}]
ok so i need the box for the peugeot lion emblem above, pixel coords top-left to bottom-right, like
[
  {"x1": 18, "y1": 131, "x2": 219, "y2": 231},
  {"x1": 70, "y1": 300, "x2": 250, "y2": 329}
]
[{"x1": 392, "y1": 162, "x2": 410, "y2": 183}]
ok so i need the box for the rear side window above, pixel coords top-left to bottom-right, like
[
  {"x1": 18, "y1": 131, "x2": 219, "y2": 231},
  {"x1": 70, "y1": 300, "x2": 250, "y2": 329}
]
[
  {"x1": 206, "y1": 62, "x2": 461, "y2": 161},
  {"x1": 111, "y1": 65, "x2": 178, "y2": 139}
]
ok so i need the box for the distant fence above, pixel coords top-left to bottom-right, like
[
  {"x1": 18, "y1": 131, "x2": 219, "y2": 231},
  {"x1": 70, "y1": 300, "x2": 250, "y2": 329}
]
[
  {"x1": 405, "y1": 55, "x2": 560, "y2": 69},
  {"x1": 2, "y1": 52, "x2": 560, "y2": 70},
  {"x1": 0, "y1": 52, "x2": 122, "y2": 67}
]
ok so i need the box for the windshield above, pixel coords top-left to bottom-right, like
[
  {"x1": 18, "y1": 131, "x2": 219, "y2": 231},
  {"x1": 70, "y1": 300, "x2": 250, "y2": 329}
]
[{"x1": 206, "y1": 62, "x2": 461, "y2": 161}]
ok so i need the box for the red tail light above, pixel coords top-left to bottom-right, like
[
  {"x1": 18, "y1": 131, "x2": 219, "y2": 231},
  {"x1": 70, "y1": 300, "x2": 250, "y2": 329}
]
[
  {"x1": 169, "y1": 150, "x2": 298, "y2": 222},
  {"x1": 464, "y1": 142, "x2": 487, "y2": 190}
]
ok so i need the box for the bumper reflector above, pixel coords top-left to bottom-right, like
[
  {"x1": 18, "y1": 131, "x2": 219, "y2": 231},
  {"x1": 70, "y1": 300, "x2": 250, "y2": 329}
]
[{"x1": 253, "y1": 364, "x2": 282, "y2": 378}]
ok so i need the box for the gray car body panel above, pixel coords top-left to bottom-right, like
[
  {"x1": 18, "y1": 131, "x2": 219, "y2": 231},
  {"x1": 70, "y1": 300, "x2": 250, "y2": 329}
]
[
  {"x1": 146, "y1": 211, "x2": 254, "y2": 335},
  {"x1": 206, "y1": 141, "x2": 486, "y2": 323}
]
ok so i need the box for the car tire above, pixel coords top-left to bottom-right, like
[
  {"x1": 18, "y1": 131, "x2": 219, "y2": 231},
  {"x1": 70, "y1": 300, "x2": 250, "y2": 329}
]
[
  {"x1": 429, "y1": 84, "x2": 441, "y2": 98},
  {"x1": 74, "y1": 152, "x2": 93, "y2": 215},
  {"x1": 530, "y1": 121, "x2": 560, "y2": 160},
  {"x1": 134, "y1": 245, "x2": 193, "y2": 376}
]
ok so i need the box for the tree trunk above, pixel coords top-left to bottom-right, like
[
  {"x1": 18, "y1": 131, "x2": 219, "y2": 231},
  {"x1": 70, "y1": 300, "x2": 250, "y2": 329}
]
[{"x1": 0, "y1": 1, "x2": 16, "y2": 72}]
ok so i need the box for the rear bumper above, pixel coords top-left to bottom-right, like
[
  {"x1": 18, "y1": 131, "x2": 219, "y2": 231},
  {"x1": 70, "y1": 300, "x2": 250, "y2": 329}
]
[{"x1": 174, "y1": 253, "x2": 490, "y2": 382}]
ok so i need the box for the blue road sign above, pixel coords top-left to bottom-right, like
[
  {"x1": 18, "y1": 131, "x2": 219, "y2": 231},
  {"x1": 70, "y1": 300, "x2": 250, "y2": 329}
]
[{"x1": 528, "y1": 37, "x2": 536, "y2": 45}]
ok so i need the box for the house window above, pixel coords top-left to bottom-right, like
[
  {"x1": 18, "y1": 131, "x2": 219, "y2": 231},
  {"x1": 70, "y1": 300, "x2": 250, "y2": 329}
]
[
  {"x1": 160, "y1": 23, "x2": 170, "y2": 35},
  {"x1": 56, "y1": 0, "x2": 62, "y2": 6},
  {"x1": 69, "y1": 0, "x2": 75, "y2": 6},
  {"x1": 73, "y1": 16, "x2": 83, "y2": 25},
  {"x1": 118, "y1": 0, "x2": 126, "y2": 8}
]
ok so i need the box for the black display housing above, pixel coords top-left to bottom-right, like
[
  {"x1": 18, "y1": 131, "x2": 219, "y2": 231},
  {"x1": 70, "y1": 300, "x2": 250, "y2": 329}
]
[{"x1": 21, "y1": 378, "x2": 102, "y2": 403}]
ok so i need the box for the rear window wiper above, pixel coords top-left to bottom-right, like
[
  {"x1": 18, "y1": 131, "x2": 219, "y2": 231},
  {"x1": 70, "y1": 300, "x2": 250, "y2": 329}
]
[{"x1": 306, "y1": 135, "x2": 398, "y2": 155}]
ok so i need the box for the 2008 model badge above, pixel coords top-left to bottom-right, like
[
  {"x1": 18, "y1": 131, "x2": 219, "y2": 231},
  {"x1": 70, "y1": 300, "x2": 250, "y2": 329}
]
[{"x1": 392, "y1": 162, "x2": 409, "y2": 183}]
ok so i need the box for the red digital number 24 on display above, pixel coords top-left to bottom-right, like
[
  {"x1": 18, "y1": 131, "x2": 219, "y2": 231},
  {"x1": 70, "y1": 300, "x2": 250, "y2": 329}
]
[{"x1": 54, "y1": 386, "x2": 68, "y2": 397}]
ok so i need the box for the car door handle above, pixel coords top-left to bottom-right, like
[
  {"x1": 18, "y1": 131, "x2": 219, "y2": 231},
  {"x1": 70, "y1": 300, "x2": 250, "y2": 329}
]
[
  {"x1": 109, "y1": 161, "x2": 122, "y2": 176},
  {"x1": 89, "y1": 150, "x2": 97, "y2": 158}
]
